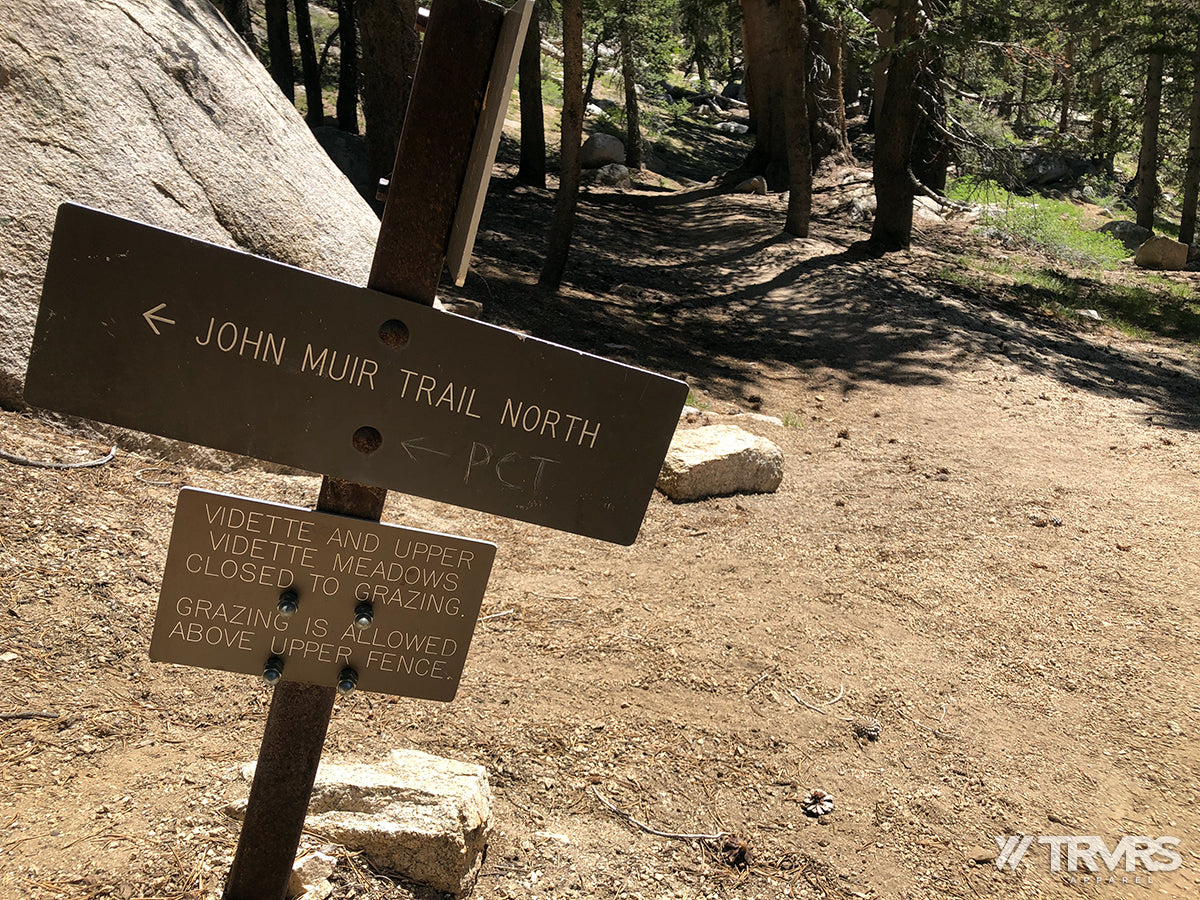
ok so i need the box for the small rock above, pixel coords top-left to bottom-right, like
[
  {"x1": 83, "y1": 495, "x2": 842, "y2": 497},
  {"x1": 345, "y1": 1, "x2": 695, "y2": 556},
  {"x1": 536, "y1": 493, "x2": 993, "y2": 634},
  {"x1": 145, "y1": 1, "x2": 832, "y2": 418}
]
[
  {"x1": 733, "y1": 175, "x2": 768, "y2": 195},
  {"x1": 589, "y1": 163, "x2": 633, "y2": 190},
  {"x1": 657, "y1": 424, "x2": 784, "y2": 501},
  {"x1": 1075, "y1": 308, "x2": 1102, "y2": 321},
  {"x1": 289, "y1": 850, "x2": 337, "y2": 900},
  {"x1": 966, "y1": 845, "x2": 997, "y2": 865}
]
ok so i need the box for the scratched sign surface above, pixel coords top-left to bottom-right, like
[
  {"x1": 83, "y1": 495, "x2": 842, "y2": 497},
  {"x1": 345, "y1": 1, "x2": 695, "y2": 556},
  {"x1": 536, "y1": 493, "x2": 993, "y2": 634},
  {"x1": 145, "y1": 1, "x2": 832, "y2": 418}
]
[
  {"x1": 152, "y1": 489, "x2": 496, "y2": 700},
  {"x1": 25, "y1": 204, "x2": 689, "y2": 544}
]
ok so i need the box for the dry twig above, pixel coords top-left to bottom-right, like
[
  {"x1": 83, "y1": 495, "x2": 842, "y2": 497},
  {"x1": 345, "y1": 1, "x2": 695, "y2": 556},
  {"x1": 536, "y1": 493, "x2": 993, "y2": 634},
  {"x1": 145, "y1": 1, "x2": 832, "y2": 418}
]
[
  {"x1": 0, "y1": 446, "x2": 116, "y2": 470},
  {"x1": 746, "y1": 666, "x2": 778, "y2": 695},
  {"x1": 591, "y1": 787, "x2": 729, "y2": 843},
  {"x1": 0, "y1": 711, "x2": 60, "y2": 721},
  {"x1": 480, "y1": 610, "x2": 515, "y2": 622}
]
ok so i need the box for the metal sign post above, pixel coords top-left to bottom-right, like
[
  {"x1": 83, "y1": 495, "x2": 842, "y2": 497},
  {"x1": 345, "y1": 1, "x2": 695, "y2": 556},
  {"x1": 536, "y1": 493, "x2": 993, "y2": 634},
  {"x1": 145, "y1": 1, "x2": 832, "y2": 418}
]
[
  {"x1": 21, "y1": 1, "x2": 688, "y2": 897},
  {"x1": 224, "y1": 2, "x2": 506, "y2": 896}
]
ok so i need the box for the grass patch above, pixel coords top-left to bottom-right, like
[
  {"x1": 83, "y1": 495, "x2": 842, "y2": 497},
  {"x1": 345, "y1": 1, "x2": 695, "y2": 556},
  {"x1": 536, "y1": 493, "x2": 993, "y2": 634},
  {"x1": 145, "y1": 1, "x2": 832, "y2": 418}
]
[
  {"x1": 948, "y1": 177, "x2": 1128, "y2": 267},
  {"x1": 943, "y1": 252, "x2": 1200, "y2": 345}
]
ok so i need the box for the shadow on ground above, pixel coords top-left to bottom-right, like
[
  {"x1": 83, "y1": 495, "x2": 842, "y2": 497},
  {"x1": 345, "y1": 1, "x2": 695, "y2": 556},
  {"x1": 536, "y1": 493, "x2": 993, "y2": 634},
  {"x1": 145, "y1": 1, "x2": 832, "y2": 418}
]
[{"x1": 448, "y1": 176, "x2": 1200, "y2": 432}]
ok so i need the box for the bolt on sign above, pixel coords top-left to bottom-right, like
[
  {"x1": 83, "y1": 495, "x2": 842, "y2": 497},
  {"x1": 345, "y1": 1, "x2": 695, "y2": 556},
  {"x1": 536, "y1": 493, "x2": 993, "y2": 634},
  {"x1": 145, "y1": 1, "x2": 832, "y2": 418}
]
[
  {"x1": 152, "y1": 489, "x2": 495, "y2": 701},
  {"x1": 25, "y1": 204, "x2": 689, "y2": 546}
]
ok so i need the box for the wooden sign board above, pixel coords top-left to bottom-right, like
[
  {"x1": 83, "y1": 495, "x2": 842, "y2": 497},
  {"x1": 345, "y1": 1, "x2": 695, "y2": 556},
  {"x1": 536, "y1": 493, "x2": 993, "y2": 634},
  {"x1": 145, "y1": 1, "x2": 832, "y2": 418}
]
[
  {"x1": 25, "y1": 204, "x2": 689, "y2": 545},
  {"x1": 151, "y1": 489, "x2": 496, "y2": 700}
]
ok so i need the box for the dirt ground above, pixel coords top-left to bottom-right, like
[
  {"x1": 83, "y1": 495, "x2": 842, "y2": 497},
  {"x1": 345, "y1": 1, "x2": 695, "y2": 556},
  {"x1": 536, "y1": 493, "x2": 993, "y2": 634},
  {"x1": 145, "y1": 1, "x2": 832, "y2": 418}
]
[{"x1": 2, "y1": 158, "x2": 1199, "y2": 900}]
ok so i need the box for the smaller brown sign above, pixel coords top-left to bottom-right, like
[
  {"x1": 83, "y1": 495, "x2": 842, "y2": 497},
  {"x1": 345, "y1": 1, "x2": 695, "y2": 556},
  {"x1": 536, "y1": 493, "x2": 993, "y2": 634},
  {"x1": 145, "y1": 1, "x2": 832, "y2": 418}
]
[{"x1": 151, "y1": 489, "x2": 496, "y2": 701}]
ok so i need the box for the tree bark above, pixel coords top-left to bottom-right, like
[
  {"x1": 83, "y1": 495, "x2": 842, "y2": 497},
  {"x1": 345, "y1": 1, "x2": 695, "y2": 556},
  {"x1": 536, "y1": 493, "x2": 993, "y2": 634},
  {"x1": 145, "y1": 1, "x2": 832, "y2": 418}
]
[
  {"x1": 912, "y1": 50, "x2": 947, "y2": 192},
  {"x1": 740, "y1": 0, "x2": 845, "y2": 190},
  {"x1": 1180, "y1": 30, "x2": 1200, "y2": 245},
  {"x1": 294, "y1": 0, "x2": 324, "y2": 125},
  {"x1": 867, "y1": 0, "x2": 896, "y2": 131},
  {"x1": 265, "y1": 0, "x2": 294, "y2": 102},
  {"x1": 619, "y1": 13, "x2": 643, "y2": 170},
  {"x1": 219, "y1": 0, "x2": 257, "y2": 52},
  {"x1": 517, "y1": 3, "x2": 546, "y2": 187},
  {"x1": 870, "y1": 0, "x2": 920, "y2": 250},
  {"x1": 784, "y1": 0, "x2": 811, "y2": 237},
  {"x1": 336, "y1": 0, "x2": 359, "y2": 132},
  {"x1": 1136, "y1": 48, "x2": 1164, "y2": 230},
  {"x1": 540, "y1": 0, "x2": 584, "y2": 291},
  {"x1": 582, "y1": 34, "x2": 605, "y2": 112},
  {"x1": 741, "y1": 0, "x2": 796, "y2": 189},
  {"x1": 819, "y1": 14, "x2": 848, "y2": 156},
  {"x1": 809, "y1": 0, "x2": 850, "y2": 162},
  {"x1": 357, "y1": 0, "x2": 420, "y2": 187},
  {"x1": 1057, "y1": 34, "x2": 1076, "y2": 137}
]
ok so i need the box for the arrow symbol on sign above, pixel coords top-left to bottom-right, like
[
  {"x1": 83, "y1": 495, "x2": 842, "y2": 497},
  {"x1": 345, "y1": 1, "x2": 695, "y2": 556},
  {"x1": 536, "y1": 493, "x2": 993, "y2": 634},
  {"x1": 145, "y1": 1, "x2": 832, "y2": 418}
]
[
  {"x1": 142, "y1": 303, "x2": 176, "y2": 336},
  {"x1": 400, "y1": 437, "x2": 451, "y2": 462}
]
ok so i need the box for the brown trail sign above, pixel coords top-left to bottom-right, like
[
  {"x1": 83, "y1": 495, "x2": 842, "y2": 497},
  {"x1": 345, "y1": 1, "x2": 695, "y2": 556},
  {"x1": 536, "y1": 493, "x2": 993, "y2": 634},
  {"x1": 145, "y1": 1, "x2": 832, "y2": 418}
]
[
  {"x1": 152, "y1": 488, "x2": 497, "y2": 701},
  {"x1": 21, "y1": 0, "x2": 687, "y2": 897},
  {"x1": 25, "y1": 202, "x2": 686, "y2": 546}
]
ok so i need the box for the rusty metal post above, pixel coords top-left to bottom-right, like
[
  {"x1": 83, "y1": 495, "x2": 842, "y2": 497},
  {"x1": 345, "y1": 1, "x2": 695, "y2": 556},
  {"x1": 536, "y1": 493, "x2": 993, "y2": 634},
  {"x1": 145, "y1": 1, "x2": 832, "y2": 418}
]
[
  {"x1": 370, "y1": 0, "x2": 504, "y2": 303},
  {"x1": 222, "y1": 2, "x2": 504, "y2": 898}
]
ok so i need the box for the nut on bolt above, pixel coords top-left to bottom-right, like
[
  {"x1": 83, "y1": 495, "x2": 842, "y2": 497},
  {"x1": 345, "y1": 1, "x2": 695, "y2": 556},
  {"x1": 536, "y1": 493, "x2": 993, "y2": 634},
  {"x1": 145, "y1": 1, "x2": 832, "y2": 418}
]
[
  {"x1": 277, "y1": 589, "x2": 300, "y2": 617},
  {"x1": 353, "y1": 601, "x2": 375, "y2": 630},
  {"x1": 337, "y1": 667, "x2": 359, "y2": 695},
  {"x1": 262, "y1": 655, "x2": 285, "y2": 685}
]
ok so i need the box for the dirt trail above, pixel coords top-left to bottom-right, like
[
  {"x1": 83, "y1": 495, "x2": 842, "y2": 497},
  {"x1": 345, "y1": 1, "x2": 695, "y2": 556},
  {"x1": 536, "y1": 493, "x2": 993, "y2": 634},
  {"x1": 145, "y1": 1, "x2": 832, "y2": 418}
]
[{"x1": 2, "y1": 172, "x2": 1199, "y2": 900}]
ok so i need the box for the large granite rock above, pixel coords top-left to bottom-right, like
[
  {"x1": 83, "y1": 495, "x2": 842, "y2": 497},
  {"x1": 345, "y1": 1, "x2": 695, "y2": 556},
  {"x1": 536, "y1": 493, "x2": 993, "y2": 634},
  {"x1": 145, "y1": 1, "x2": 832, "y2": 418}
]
[
  {"x1": 0, "y1": 0, "x2": 381, "y2": 407},
  {"x1": 658, "y1": 424, "x2": 784, "y2": 501},
  {"x1": 580, "y1": 132, "x2": 625, "y2": 168},
  {"x1": 1134, "y1": 235, "x2": 1189, "y2": 271},
  {"x1": 1097, "y1": 220, "x2": 1152, "y2": 254}
]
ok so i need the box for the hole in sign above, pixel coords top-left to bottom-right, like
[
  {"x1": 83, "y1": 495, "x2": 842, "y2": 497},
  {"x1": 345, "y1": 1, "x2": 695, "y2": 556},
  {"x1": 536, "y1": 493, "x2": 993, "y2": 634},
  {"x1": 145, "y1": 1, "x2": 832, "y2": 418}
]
[
  {"x1": 353, "y1": 426, "x2": 383, "y2": 454},
  {"x1": 379, "y1": 319, "x2": 410, "y2": 348}
]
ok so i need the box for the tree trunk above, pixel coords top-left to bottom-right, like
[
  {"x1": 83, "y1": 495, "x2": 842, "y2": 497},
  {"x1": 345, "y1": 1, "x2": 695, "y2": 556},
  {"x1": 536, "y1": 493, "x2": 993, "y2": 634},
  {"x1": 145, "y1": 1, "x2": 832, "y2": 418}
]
[
  {"x1": 265, "y1": 0, "x2": 294, "y2": 102},
  {"x1": 912, "y1": 51, "x2": 947, "y2": 192},
  {"x1": 517, "y1": 4, "x2": 546, "y2": 188},
  {"x1": 867, "y1": 0, "x2": 896, "y2": 131},
  {"x1": 539, "y1": 0, "x2": 584, "y2": 290},
  {"x1": 741, "y1": 0, "x2": 798, "y2": 189},
  {"x1": 1180, "y1": 30, "x2": 1200, "y2": 245},
  {"x1": 219, "y1": 0, "x2": 257, "y2": 52},
  {"x1": 1136, "y1": 48, "x2": 1164, "y2": 230},
  {"x1": 816, "y1": 6, "x2": 849, "y2": 159},
  {"x1": 1088, "y1": 24, "x2": 1108, "y2": 162},
  {"x1": 357, "y1": 0, "x2": 420, "y2": 187},
  {"x1": 870, "y1": 0, "x2": 920, "y2": 250},
  {"x1": 619, "y1": 14, "x2": 643, "y2": 170},
  {"x1": 741, "y1": 0, "x2": 845, "y2": 189},
  {"x1": 336, "y1": 0, "x2": 359, "y2": 132},
  {"x1": 1057, "y1": 35, "x2": 1076, "y2": 137},
  {"x1": 294, "y1": 0, "x2": 324, "y2": 125},
  {"x1": 1015, "y1": 67, "x2": 1029, "y2": 132},
  {"x1": 583, "y1": 35, "x2": 604, "y2": 112},
  {"x1": 784, "y1": 0, "x2": 811, "y2": 237}
]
